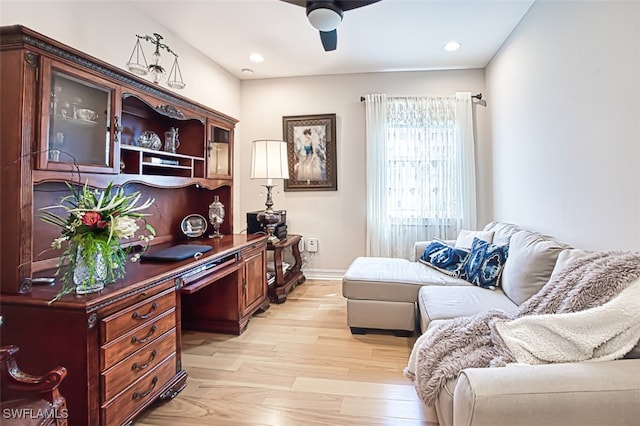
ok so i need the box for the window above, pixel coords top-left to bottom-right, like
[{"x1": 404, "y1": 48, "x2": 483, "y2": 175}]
[{"x1": 364, "y1": 93, "x2": 476, "y2": 258}]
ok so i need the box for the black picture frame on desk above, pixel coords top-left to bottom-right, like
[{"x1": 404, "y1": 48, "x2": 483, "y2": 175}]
[{"x1": 283, "y1": 113, "x2": 337, "y2": 191}]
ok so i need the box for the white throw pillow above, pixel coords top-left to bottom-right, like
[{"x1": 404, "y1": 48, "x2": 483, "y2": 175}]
[
  {"x1": 455, "y1": 229, "x2": 494, "y2": 250},
  {"x1": 550, "y1": 248, "x2": 593, "y2": 277}
]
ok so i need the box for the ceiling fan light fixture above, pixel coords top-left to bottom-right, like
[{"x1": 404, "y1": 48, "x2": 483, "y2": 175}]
[{"x1": 307, "y1": 5, "x2": 343, "y2": 31}]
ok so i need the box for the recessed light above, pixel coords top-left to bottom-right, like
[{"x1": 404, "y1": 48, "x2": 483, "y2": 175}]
[
  {"x1": 249, "y1": 53, "x2": 264, "y2": 63},
  {"x1": 444, "y1": 41, "x2": 461, "y2": 52},
  {"x1": 241, "y1": 68, "x2": 254, "y2": 75}
]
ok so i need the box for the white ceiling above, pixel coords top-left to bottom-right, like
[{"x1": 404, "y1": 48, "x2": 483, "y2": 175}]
[{"x1": 132, "y1": 0, "x2": 535, "y2": 80}]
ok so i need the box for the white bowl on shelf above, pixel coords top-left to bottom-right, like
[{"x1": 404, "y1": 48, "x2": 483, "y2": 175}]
[{"x1": 75, "y1": 108, "x2": 98, "y2": 121}]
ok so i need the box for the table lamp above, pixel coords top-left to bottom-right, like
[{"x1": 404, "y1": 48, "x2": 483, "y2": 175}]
[{"x1": 250, "y1": 140, "x2": 289, "y2": 242}]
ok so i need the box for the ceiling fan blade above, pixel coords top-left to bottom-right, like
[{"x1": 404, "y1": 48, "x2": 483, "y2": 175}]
[
  {"x1": 280, "y1": 0, "x2": 383, "y2": 11},
  {"x1": 280, "y1": 0, "x2": 307, "y2": 7},
  {"x1": 340, "y1": 0, "x2": 382, "y2": 11},
  {"x1": 319, "y1": 30, "x2": 337, "y2": 51}
]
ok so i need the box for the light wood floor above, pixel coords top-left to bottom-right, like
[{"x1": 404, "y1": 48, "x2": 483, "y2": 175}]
[{"x1": 136, "y1": 279, "x2": 438, "y2": 426}]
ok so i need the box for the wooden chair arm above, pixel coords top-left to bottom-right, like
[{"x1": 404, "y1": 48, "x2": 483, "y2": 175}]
[{"x1": 1, "y1": 345, "x2": 67, "y2": 393}]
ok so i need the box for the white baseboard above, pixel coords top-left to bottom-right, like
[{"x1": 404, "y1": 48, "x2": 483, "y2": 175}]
[{"x1": 301, "y1": 268, "x2": 345, "y2": 281}]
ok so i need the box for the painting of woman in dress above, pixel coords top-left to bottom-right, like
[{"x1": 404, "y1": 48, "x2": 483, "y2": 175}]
[
  {"x1": 283, "y1": 113, "x2": 337, "y2": 191},
  {"x1": 293, "y1": 125, "x2": 327, "y2": 182}
]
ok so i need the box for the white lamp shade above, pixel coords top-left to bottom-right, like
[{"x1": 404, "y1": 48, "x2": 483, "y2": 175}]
[
  {"x1": 250, "y1": 140, "x2": 289, "y2": 181},
  {"x1": 307, "y1": 7, "x2": 343, "y2": 32}
]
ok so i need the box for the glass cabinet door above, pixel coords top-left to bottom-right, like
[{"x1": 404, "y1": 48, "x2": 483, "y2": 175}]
[
  {"x1": 206, "y1": 121, "x2": 232, "y2": 179},
  {"x1": 39, "y1": 58, "x2": 120, "y2": 174}
]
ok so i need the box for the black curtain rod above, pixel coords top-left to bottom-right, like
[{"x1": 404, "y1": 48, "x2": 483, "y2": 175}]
[{"x1": 360, "y1": 93, "x2": 483, "y2": 102}]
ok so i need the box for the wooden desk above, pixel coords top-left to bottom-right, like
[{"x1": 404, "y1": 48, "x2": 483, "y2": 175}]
[
  {"x1": 267, "y1": 234, "x2": 306, "y2": 303},
  {"x1": 0, "y1": 234, "x2": 267, "y2": 426}
]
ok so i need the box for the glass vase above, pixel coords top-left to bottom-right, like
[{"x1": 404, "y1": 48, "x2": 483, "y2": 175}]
[
  {"x1": 208, "y1": 195, "x2": 225, "y2": 239},
  {"x1": 73, "y1": 245, "x2": 107, "y2": 294}
]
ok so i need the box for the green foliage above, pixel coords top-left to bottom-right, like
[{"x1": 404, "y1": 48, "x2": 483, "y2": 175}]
[{"x1": 40, "y1": 181, "x2": 155, "y2": 301}]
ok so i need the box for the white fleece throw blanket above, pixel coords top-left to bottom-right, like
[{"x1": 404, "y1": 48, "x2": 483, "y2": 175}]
[{"x1": 404, "y1": 251, "x2": 640, "y2": 407}]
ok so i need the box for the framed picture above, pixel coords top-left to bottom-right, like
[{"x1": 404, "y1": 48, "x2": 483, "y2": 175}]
[{"x1": 283, "y1": 113, "x2": 337, "y2": 191}]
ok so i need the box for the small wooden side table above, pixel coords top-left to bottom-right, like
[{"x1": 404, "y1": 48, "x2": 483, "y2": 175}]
[{"x1": 267, "y1": 234, "x2": 306, "y2": 303}]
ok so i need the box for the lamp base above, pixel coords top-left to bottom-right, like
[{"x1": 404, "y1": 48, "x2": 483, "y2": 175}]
[{"x1": 258, "y1": 210, "x2": 281, "y2": 243}]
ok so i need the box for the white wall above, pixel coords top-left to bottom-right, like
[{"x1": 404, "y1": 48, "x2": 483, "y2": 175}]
[
  {"x1": 0, "y1": 1, "x2": 240, "y2": 116},
  {"x1": 487, "y1": 1, "x2": 640, "y2": 250},
  {"x1": 239, "y1": 71, "x2": 489, "y2": 277},
  {"x1": 0, "y1": 0, "x2": 243, "y2": 228}
]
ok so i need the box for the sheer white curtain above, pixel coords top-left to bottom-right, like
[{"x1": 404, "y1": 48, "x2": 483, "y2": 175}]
[{"x1": 364, "y1": 93, "x2": 477, "y2": 259}]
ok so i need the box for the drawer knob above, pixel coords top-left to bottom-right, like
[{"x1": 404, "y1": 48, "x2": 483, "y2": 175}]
[
  {"x1": 132, "y1": 302, "x2": 158, "y2": 320},
  {"x1": 131, "y1": 349, "x2": 158, "y2": 371},
  {"x1": 132, "y1": 376, "x2": 158, "y2": 400},
  {"x1": 131, "y1": 325, "x2": 157, "y2": 344}
]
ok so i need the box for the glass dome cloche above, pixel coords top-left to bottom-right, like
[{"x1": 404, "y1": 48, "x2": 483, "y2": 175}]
[{"x1": 208, "y1": 195, "x2": 225, "y2": 238}]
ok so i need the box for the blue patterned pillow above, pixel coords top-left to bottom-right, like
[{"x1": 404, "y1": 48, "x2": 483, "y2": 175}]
[
  {"x1": 419, "y1": 240, "x2": 470, "y2": 277},
  {"x1": 460, "y1": 237, "x2": 509, "y2": 289}
]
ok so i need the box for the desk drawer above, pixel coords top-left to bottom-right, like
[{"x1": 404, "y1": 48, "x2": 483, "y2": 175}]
[
  {"x1": 98, "y1": 278, "x2": 175, "y2": 319},
  {"x1": 101, "y1": 308, "x2": 175, "y2": 370},
  {"x1": 101, "y1": 288, "x2": 176, "y2": 344},
  {"x1": 102, "y1": 329, "x2": 176, "y2": 403},
  {"x1": 101, "y1": 353, "x2": 177, "y2": 426}
]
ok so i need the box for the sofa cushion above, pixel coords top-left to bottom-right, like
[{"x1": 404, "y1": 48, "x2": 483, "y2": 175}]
[
  {"x1": 501, "y1": 230, "x2": 568, "y2": 305},
  {"x1": 343, "y1": 257, "x2": 469, "y2": 303},
  {"x1": 419, "y1": 241, "x2": 470, "y2": 277},
  {"x1": 454, "y1": 229, "x2": 494, "y2": 249},
  {"x1": 626, "y1": 339, "x2": 640, "y2": 359},
  {"x1": 460, "y1": 238, "x2": 509, "y2": 289},
  {"x1": 483, "y1": 221, "x2": 523, "y2": 246},
  {"x1": 418, "y1": 285, "x2": 518, "y2": 331}
]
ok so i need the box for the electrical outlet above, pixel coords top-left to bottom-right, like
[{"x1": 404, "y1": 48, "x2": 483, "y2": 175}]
[
  {"x1": 307, "y1": 238, "x2": 318, "y2": 252},
  {"x1": 298, "y1": 237, "x2": 305, "y2": 252}
]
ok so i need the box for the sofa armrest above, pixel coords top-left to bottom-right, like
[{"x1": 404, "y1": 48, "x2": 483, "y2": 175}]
[
  {"x1": 453, "y1": 360, "x2": 640, "y2": 426},
  {"x1": 413, "y1": 240, "x2": 456, "y2": 261}
]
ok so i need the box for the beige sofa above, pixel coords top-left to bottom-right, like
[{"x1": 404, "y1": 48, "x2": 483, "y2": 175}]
[
  {"x1": 342, "y1": 222, "x2": 522, "y2": 335},
  {"x1": 342, "y1": 221, "x2": 640, "y2": 426}
]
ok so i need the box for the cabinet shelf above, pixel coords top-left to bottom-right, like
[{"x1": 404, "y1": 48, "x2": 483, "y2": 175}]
[
  {"x1": 121, "y1": 144, "x2": 205, "y2": 161},
  {"x1": 121, "y1": 145, "x2": 205, "y2": 178},
  {"x1": 51, "y1": 113, "x2": 99, "y2": 127},
  {"x1": 141, "y1": 162, "x2": 192, "y2": 170}
]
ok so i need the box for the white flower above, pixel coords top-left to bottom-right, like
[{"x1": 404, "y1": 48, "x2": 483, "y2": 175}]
[
  {"x1": 51, "y1": 235, "x2": 69, "y2": 249},
  {"x1": 112, "y1": 216, "x2": 139, "y2": 239}
]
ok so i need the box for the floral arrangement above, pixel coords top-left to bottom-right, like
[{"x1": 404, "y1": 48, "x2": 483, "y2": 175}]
[{"x1": 40, "y1": 181, "x2": 156, "y2": 299}]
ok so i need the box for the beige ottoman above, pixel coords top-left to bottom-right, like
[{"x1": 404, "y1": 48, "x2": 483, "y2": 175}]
[{"x1": 342, "y1": 256, "x2": 468, "y2": 335}]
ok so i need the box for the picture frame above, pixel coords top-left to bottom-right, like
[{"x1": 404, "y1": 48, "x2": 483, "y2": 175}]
[{"x1": 283, "y1": 113, "x2": 337, "y2": 191}]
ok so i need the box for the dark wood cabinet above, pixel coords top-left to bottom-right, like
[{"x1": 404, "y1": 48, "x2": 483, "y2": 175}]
[
  {"x1": 206, "y1": 119, "x2": 233, "y2": 179},
  {"x1": 0, "y1": 25, "x2": 264, "y2": 426},
  {"x1": 0, "y1": 24, "x2": 238, "y2": 295},
  {"x1": 242, "y1": 244, "x2": 269, "y2": 316},
  {"x1": 38, "y1": 57, "x2": 122, "y2": 174},
  {"x1": 0, "y1": 277, "x2": 186, "y2": 426}
]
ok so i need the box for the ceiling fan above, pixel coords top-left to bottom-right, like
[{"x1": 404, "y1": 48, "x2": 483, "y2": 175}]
[{"x1": 281, "y1": 0, "x2": 382, "y2": 51}]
